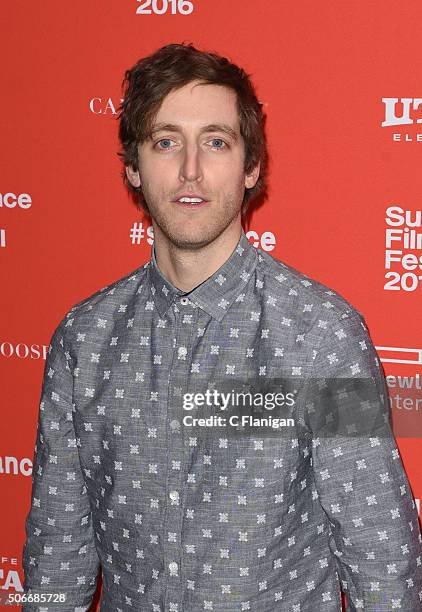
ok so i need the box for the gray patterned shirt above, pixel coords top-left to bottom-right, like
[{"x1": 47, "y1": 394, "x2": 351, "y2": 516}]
[{"x1": 22, "y1": 229, "x2": 422, "y2": 611}]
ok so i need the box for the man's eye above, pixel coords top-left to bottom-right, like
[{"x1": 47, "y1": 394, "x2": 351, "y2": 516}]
[
  {"x1": 155, "y1": 139, "x2": 175, "y2": 149},
  {"x1": 209, "y1": 138, "x2": 226, "y2": 149}
]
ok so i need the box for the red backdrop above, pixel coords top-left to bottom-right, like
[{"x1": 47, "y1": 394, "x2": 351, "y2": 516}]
[{"x1": 1, "y1": 1, "x2": 421, "y2": 607}]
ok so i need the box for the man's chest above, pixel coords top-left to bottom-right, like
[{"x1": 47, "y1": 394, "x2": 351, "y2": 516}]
[
  {"x1": 68, "y1": 300, "x2": 314, "y2": 489},
  {"x1": 71, "y1": 298, "x2": 315, "y2": 410}
]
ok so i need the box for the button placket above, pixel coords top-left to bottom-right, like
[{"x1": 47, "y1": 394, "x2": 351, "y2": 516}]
[
  {"x1": 168, "y1": 561, "x2": 179, "y2": 575},
  {"x1": 164, "y1": 299, "x2": 196, "y2": 610},
  {"x1": 169, "y1": 490, "x2": 180, "y2": 504}
]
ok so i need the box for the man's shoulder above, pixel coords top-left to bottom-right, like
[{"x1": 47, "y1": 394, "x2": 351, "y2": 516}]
[
  {"x1": 56, "y1": 261, "x2": 149, "y2": 335},
  {"x1": 257, "y1": 247, "x2": 365, "y2": 325}
]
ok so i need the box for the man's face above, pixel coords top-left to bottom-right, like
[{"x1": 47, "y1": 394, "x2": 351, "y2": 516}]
[{"x1": 125, "y1": 80, "x2": 260, "y2": 250}]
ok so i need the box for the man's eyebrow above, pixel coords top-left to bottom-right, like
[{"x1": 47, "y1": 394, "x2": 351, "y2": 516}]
[{"x1": 149, "y1": 122, "x2": 239, "y2": 141}]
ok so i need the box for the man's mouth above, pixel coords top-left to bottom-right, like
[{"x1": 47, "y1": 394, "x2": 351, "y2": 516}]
[{"x1": 173, "y1": 196, "x2": 210, "y2": 208}]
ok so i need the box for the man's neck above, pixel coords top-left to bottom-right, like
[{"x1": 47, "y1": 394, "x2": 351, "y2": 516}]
[{"x1": 152, "y1": 223, "x2": 242, "y2": 293}]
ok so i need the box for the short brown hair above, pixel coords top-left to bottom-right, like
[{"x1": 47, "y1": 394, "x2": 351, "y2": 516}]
[{"x1": 117, "y1": 43, "x2": 268, "y2": 215}]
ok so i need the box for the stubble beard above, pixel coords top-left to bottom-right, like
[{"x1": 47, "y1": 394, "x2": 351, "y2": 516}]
[{"x1": 145, "y1": 192, "x2": 242, "y2": 251}]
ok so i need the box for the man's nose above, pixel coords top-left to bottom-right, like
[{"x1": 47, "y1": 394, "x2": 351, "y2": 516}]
[{"x1": 179, "y1": 144, "x2": 203, "y2": 183}]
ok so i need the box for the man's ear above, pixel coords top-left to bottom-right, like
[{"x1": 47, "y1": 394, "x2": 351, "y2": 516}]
[
  {"x1": 244, "y1": 161, "x2": 261, "y2": 189},
  {"x1": 125, "y1": 165, "x2": 141, "y2": 189}
]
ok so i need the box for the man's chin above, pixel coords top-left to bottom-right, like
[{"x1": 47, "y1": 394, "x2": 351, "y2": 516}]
[
  {"x1": 162, "y1": 225, "x2": 224, "y2": 251},
  {"x1": 167, "y1": 233, "x2": 217, "y2": 250},
  {"x1": 151, "y1": 206, "x2": 242, "y2": 250}
]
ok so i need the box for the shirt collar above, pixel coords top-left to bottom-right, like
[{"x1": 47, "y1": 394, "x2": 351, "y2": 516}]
[{"x1": 147, "y1": 228, "x2": 258, "y2": 322}]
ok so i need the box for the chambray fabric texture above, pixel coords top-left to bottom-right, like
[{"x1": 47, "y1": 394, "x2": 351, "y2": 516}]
[{"x1": 22, "y1": 229, "x2": 422, "y2": 611}]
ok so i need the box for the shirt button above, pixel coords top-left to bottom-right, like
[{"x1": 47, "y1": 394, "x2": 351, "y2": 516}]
[
  {"x1": 180, "y1": 297, "x2": 189, "y2": 305},
  {"x1": 169, "y1": 490, "x2": 179, "y2": 502},
  {"x1": 169, "y1": 561, "x2": 178, "y2": 573},
  {"x1": 170, "y1": 419, "x2": 180, "y2": 432}
]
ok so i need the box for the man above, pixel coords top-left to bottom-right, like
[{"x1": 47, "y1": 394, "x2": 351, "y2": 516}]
[{"x1": 23, "y1": 43, "x2": 421, "y2": 611}]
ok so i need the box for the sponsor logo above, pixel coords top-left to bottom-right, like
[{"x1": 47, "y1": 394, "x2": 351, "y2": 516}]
[
  {"x1": 89, "y1": 97, "x2": 122, "y2": 116},
  {"x1": 246, "y1": 230, "x2": 276, "y2": 252},
  {"x1": 382, "y1": 97, "x2": 422, "y2": 141},
  {"x1": 0, "y1": 555, "x2": 23, "y2": 593},
  {"x1": 0, "y1": 342, "x2": 49, "y2": 360},
  {"x1": 376, "y1": 348, "x2": 422, "y2": 435},
  {"x1": 382, "y1": 98, "x2": 422, "y2": 127},
  {"x1": 384, "y1": 206, "x2": 422, "y2": 292},
  {"x1": 377, "y1": 346, "x2": 422, "y2": 366},
  {"x1": 0, "y1": 192, "x2": 32, "y2": 249},
  {"x1": 0, "y1": 192, "x2": 32, "y2": 209},
  {"x1": 0, "y1": 456, "x2": 32, "y2": 477}
]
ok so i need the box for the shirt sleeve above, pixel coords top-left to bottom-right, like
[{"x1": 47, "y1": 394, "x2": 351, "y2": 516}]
[
  {"x1": 303, "y1": 309, "x2": 422, "y2": 611},
  {"x1": 22, "y1": 318, "x2": 100, "y2": 612}
]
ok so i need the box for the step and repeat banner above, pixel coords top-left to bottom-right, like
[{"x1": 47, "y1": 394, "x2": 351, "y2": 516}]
[{"x1": 1, "y1": 1, "x2": 421, "y2": 607}]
